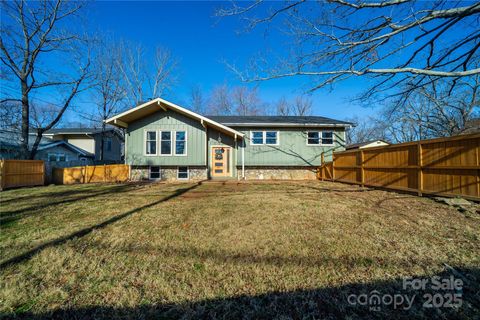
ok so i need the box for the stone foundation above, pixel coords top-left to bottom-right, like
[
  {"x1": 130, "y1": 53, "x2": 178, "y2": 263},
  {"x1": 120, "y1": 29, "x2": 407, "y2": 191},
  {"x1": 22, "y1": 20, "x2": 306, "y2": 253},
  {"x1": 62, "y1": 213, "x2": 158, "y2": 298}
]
[
  {"x1": 240, "y1": 167, "x2": 317, "y2": 180},
  {"x1": 130, "y1": 166, "x2": 208, "y2": 181}
]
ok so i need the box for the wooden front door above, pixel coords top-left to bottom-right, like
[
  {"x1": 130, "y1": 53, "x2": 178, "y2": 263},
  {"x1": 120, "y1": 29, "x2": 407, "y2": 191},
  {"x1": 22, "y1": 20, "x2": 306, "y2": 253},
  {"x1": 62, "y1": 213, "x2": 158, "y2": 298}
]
[{"x1": 211, "y1": 147, "x2": 231, "y2": 177}]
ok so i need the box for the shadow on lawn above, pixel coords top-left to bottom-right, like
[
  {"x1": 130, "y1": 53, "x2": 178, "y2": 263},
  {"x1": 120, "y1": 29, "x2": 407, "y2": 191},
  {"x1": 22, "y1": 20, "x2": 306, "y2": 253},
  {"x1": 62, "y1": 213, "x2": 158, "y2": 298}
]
[
  {"x1": 0, "y1": 183, "x2": 145, "y2": 227},
  {"x1": 9, "y1": 267, "x2": 480, "y2": 320},
  {"x1": 0, "y1": 182, "x2": 202, "y2": 269}
]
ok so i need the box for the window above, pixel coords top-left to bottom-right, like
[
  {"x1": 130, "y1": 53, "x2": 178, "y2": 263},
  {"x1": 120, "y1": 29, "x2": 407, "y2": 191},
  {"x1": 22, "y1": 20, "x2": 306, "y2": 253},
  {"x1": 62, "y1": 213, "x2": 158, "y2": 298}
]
[
  {"x1": 105, "y1": 137, "x2": 112, "y2": 152},
  {"x1": 251, "y1": 131, "x2": 263, "y2": 145},
  {"x1": 145, "y1": 131, "x2": 157, "y2": 155},
  {"x1": 177, "y1": 166, "x2": 189, "y2": 180},
  {"x1": 265, "y1": 131, "x2": 278, "y2": 145},
  {"x1": 307, "y1": 131, "x2": 334, "y2": 145},
  {"x1": 150, "y1": 166, "x2": 160, "y2": 179},
  {"x1": 160, "y1": 131, "x2": 172, "y2": 155},
  {"x1": 47, "y1": 153, "x2": 67, "y2": 162},
  {"x1": 251, "y1": 131, "x2": 279, "y2": 145},
  {"x1": 321, "y1": 131, "x2": 334, "y2": 145},
  {"x1": 175, "y1": 131, "x2": 186, "y2": 155},
  {"x1": 307, "y1": 132, "x2": 320, "y2": 145}
]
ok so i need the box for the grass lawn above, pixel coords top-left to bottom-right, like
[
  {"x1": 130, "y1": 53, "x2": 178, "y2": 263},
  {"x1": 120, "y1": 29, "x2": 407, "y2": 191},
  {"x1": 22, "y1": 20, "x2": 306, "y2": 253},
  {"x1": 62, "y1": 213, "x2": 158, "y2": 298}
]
[{"x1": 0, "y1": 180, "x2": 479, "y2": 319}]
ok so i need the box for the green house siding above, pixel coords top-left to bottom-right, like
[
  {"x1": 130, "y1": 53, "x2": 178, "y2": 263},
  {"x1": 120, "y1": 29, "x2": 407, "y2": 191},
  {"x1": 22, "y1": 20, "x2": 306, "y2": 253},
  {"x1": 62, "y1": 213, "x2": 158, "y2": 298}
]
[
  {"x1": 125, "y1": 110, "x2": 206, "y2": 166},
  {"x1": 236, "y1": 128, "x2": 346, "y2": 166},
  {"x1": 124, "y1": 110, "x2": 347, "y2": 173}
]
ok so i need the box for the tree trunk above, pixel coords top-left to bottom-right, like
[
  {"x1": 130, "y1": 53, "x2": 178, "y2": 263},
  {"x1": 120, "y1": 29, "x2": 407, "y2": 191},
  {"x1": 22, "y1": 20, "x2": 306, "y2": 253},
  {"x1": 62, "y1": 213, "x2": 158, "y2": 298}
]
[{"x1": 21, "y1": 81, "x2": 29, "y2": 160}]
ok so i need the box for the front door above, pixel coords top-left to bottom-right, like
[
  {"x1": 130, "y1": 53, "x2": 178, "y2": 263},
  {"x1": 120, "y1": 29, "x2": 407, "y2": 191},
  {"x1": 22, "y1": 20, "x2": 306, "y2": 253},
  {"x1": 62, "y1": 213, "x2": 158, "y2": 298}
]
[{"x1": 211, "y1": 147, "x2": 231, "y2": 177}]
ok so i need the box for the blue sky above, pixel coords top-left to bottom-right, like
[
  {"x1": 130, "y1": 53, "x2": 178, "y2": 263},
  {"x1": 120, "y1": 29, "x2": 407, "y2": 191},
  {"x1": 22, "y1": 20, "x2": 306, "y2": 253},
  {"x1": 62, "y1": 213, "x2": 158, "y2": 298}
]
[
  {"x1": 80, "y1": 1, "x2": 375, "y2": 121},
  {"x1": 1, "y1": 1, "x2": 379, "y2": 124}
]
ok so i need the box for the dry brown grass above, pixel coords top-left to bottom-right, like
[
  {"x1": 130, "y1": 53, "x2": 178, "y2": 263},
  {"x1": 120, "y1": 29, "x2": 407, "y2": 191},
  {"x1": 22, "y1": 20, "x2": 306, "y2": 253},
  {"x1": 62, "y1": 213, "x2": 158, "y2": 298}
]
[{"x1": 0, "y1": 180, "x2": 479, "y2": 319}]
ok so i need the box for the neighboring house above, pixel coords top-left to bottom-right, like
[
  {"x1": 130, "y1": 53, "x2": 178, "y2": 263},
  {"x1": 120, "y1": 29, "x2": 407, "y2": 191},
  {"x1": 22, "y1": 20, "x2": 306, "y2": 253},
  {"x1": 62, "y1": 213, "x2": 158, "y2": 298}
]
[
  {"x1": 0, "y1": 129, "x2": 94, "y2": 163},
  {"x1": 457, "y1": 119, "x2": 480, "y2": 135},
  {"x1": 43, "y1": 127, "x2": 124, "y2": 161},
  {"x1": 346, "y1": 140, "x2": 390, "y2": 150},
  {"x1": 106, "y1": 98, "x2": 351, "y2": 181}
]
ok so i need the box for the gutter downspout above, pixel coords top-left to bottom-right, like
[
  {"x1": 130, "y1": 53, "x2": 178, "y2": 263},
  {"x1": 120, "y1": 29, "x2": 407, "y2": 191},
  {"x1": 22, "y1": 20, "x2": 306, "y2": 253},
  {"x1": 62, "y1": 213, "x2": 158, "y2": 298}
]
[{"x1": 241, "y1": 139, "x2": 245, "y2": 180}]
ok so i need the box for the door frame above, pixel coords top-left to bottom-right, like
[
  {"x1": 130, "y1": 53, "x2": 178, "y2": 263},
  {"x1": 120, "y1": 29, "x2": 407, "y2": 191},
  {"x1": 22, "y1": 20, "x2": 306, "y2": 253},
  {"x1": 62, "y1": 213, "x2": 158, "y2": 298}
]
[{"x1": 210, "y1": 145, "x2": 232, "y2": 178}]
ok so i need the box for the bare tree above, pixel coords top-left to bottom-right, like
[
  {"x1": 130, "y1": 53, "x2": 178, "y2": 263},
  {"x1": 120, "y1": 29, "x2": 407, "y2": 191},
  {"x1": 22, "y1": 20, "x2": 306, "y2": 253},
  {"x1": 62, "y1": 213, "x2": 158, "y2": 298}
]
[
  {"x1": 345, "y1": 116, "x2": 388, "y2": 144},
  {"x1": 217, "y1": 1, "x2": 480, "y2": 100},
  {"x1": 275, "y1": 96, "x2": 290, "y2": 116},
  {"x1": 207, "y1": 84, "x2": 233, "y2": 115},
  {"x1": 189, "y1": 85, "x2": 204, "y2": 114},
  {"x1": 0, "y1": 0, "x2": 91, "y2": 159},
  {"x1": 0, "y1": 101, "x2": 21, "y2": 130},
  {"x1": 231, "y1": 86, "x2": 264, "y2": 115},
  {"x1": 117, "y1": 41, "x2": 177, "y2": 106},
  {"x1": 384, "y1": 76, "x2": 479, "y2": 142},
  {"x1": 293, "y1": 96, "x2": 312, "y2": 116},
  {"x1": 91, "y1": 40, "x2": 127, "y2": 160}
]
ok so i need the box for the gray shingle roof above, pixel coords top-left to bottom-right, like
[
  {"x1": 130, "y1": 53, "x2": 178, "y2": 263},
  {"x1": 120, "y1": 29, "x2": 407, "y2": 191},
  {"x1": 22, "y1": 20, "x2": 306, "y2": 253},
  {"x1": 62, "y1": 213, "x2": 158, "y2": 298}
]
[{"x1": 207, "y1": 115, "x2": 352, "y2": 127}]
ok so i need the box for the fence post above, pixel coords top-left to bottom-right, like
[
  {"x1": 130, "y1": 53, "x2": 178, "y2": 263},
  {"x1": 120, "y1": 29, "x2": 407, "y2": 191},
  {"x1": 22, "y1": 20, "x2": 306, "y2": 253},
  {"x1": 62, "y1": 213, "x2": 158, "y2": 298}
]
[
  {"x1": 360, "y1": 150, "x2": 364, "y2": 187},
  {"x1": 41, "y1": 161, "x2": 45, "y2": 186},
  {"x1": 104, "y1": 164, "x2": 107, "y2": 182},
  {"x1": 321, "y1": 153, "x2": 325, "y2": 181},
  {"x1": 417, "y1": 142, "x2": 423, "y2": 196},
  {"x1": 476, "y1": 142, "x2": 479, "y2": 198},
  {"x1": 332, "y1": 153, "x2": 335, "y2": 182},
  {"x1": 0, "y1": 160, "x2": 4, "y2": 190}
]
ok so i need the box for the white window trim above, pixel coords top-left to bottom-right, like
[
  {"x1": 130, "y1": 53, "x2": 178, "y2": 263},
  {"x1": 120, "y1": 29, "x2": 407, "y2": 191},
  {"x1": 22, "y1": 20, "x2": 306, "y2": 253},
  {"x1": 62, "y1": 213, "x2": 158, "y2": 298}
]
[
  {"x1": 250, "y1": 130, "x2": 280, "y2": 146},
  {"x1": 177, "y1": 166, "x2": 189, "y2": 180},
  {"x1": 250, "y1": 130, "x2": 264, "y2": 145},
  {"x1": 306, "y1": 130, "x2": 335, "y2": 146},
  {"x1": 47, "y1": 152, "x2": 67, "y2": 162},
  {"x1": 159, "y1": 130, "x2": 173, "y2": 156},
  {"x1": 265, "y1": 130, "x2": 280, "y2": 146},
  {"x1": 149, "y1": 166, "x2": 161, "y2": 180},
  {"x1": 144, "y1": 130, "x2": 158, "y2": 156},
  {"x1": 174, "y1": 130, "x2": 188, "y2": 156}
]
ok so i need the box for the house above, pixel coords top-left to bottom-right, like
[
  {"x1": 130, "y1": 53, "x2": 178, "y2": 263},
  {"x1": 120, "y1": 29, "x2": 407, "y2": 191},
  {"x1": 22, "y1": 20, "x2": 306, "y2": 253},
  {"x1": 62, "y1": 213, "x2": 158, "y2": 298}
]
[
  {"x1": 457, "y1": 119, "x2": 480, "y2": 135},
  {"x1": 0, "y1": 129, "x2": 94, "y2": 163},
  {"x1": 43, "y1": 127, "x2": 124, "y2": 161},
  {"x1": 105, "y1": 98, "x2": 352, "y2": 181},
  {"x1": 346, "y1": 139, "x2": 390, "y2": 150}
]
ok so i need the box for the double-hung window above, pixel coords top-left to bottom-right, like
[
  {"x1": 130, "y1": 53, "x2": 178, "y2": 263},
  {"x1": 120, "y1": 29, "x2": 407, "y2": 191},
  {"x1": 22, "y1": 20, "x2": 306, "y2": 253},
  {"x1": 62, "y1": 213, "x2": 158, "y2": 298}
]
[
  {"x1": 265, "y1": 131, "x2": 278, "y2": 145},
  {"x1": 145, "y1": 131, "x2": 157, "y2": 155},
  {"x1": 160, "y1": 131, "x2": 172, "y2": 155},
  {"x1": 321, "y1": 131, "x2": 333, "y2": 145},
  {"x1": 307, "y1": 131, "x2": 334, "y2": 145},
  {"x1": 251, "y1": 131, "x2": 279, "y2": 145},
  {"x1": 251, "y1": 131, "x2": 264, "y2": 145},
  {"x1": 175, "y1": 131, "x2": 186, "y2": 155}
]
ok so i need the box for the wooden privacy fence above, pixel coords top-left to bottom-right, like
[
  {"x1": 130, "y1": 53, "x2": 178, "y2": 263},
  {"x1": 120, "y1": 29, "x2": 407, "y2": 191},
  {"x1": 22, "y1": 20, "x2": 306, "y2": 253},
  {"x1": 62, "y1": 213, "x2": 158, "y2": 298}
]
[
  {"x1": 52, "y1": 164, "x2": 129, "y2": 185},
  {"x1": 317, "y1": 133, "x2": 480, "y2": 200},
  {"x1": 0, "y1": 160, "x2": 44, "y2": 190}
]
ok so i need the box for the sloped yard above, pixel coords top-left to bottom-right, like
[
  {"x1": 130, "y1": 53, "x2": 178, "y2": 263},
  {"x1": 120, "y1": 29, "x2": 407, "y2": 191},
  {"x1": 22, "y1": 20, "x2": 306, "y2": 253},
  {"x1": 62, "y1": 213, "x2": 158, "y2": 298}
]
[{"x1": 0, "y1": 181, "x2": 479, "y2": 319}]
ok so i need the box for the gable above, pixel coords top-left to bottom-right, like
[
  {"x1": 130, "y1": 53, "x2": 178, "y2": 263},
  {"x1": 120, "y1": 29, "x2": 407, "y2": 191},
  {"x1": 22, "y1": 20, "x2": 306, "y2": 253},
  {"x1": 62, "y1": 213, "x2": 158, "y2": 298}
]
[{"x1": 106, "y1": 98, "x2": 244, "y2": 139}]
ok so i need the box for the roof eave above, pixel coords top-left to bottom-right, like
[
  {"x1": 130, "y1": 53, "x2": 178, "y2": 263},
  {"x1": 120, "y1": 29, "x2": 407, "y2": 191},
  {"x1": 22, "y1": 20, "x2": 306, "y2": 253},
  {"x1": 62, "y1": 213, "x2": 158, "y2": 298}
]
[
  {"x1": 222, "y1": 123, "x2": 352, "y2": 128},
  {"x1": 106, "y1": 98, "x2": 245, "y2": 139}
]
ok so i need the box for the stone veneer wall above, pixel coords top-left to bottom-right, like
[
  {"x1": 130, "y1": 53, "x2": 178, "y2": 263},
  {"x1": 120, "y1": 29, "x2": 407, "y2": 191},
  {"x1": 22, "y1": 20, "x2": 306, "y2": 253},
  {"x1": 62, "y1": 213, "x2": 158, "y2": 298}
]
[
  {"x1": 239, "y1": 167, "x2": 317, "y2": 180},
  {"x1": 130, "y1": 166, "x2": 207, "y2": 181}
]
